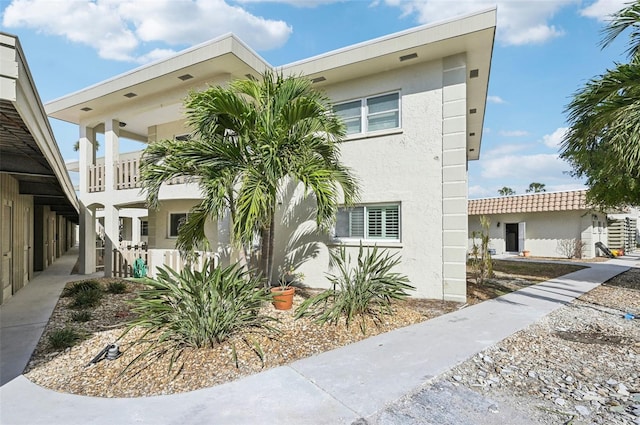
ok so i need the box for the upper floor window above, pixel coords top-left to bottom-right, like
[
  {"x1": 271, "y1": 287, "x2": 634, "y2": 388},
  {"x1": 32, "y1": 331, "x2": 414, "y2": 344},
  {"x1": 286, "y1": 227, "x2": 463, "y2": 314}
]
[
  {"x1": 335, "y1": 204, "x2": 400, "y2": 241},
  {"x1": 334, "y1": 92, "x2": 400, "y2": 136}
]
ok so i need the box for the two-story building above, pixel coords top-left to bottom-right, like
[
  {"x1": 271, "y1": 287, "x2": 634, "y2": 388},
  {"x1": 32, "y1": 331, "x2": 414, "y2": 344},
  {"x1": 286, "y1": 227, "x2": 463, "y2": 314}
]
[{"x1": 45, "y1": 9, "x2": 496, "y2": 302}]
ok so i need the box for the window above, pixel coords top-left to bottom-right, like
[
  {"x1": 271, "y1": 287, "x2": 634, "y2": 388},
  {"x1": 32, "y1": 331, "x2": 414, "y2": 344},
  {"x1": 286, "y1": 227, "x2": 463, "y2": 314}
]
[
  {"x1": 334, "y1": 92, "x2": 400, "y2": 135},
  {"x1": 140, "y1": 220, "x2": 148, "y2": 236},
  {"x1": 335, "y1": 204, "x2": 400, "y2": 240},
  {"x1": 169, "y1": 213, "x2": 188, "y2": 238}
]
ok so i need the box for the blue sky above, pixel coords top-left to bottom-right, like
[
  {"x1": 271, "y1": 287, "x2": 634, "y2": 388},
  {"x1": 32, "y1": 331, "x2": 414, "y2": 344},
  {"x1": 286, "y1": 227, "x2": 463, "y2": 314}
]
[{"x1": 1, "y1": 0, "x2": 632, "y2": 198}]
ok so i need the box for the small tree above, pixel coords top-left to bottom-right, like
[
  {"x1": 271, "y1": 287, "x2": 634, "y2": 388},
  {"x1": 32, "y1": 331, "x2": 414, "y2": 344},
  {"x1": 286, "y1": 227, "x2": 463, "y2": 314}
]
[
  {"x1": 526, "y1": 182, "x2": 546, "y2": 193},
  {"x1": 498, "y1": 187, "x2": 515, "y2": 196},
  {"x1": 470, "y1": 215, "x2": 493, "y2": 285}
]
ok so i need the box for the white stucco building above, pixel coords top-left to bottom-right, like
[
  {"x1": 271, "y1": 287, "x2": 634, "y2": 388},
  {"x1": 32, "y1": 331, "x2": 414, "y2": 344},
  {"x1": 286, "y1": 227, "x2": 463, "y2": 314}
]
[
  {"x1": 468, "y1": 190, "x2": 609, "y2": 259},
  {"x1": 45, "y1": 9, "x2": 496, "y2": 302}
]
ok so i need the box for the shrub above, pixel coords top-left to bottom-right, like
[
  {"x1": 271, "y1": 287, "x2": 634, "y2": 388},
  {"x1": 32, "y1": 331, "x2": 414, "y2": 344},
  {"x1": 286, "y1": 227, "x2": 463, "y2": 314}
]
[
  {"x1": 470, "y1": 215, "x2": 493, "y2": 285},
  {"x1": 62, "y1": 280, "x2": 101, "y2": 297},
  {"x1": 106, "y1": 281, "x2": 128, "y2": 294},
  {"x1": 70, "y1": 311, "x2": 93, "y2": 322},
  {"x1": 71, "y1": 287, "x2": 104, "y2": 309},
  {"x1": 122, "y1": 260, "x2": 277, "y2": 371},
  {"x1": 557, "y1": 238, "x2": 586, "y2": 259},
  {"x1": 295, "y1": 244, "x2": 414, "y2": 333},
  {"x1": 48, "y1": 327, "x2": 81, "y2": 350}
]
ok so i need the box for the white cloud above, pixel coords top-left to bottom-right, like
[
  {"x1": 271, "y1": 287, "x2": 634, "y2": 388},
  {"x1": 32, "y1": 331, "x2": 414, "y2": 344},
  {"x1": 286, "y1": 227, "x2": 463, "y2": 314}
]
[
  {"x1": 235, "y1": 0, "x2": 339, "y2": 7},
  {"x1": 580, "y1": 0, "x2": 628, "y2": 21},
  {"x1": 383, "y1": 0, "x2": 575, "y2": 45},
  {"x1": 485, "y1": 143, "x2": 528, "y2": 157},
  {"x1": 468, "y1": 184, "x2": 494, "y2": 198},
  {"x1": 546, "y1": 183, "x2": 588, "y2": 192},
  {"x1": 487, "y1": 95, "x2": 506, "y2": 104},
  {"x1": 542, "y1": 127, "x2": 568, "y2": 149},
  {"x1": 2, "y1": 0, "x2": 292, "y2": 62},
  {"x1": 499, "y1": 130, "x2": 529, "y2": 137},
  {"x1": 480, "y1": 153, "x2": 568, "y2": 179}
]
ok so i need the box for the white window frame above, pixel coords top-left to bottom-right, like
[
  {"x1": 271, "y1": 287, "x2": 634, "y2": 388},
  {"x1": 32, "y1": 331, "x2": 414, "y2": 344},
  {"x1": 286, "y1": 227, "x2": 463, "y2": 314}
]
[
  {"x1": 334, "y1": 203, "x2": 401, "y2": 242},
  {"x1": 168, "y1": 212, "x2": 189, "y2": 238},
  {"x1": 334, "y1": 91, "x2": 401, "y2": 136}
]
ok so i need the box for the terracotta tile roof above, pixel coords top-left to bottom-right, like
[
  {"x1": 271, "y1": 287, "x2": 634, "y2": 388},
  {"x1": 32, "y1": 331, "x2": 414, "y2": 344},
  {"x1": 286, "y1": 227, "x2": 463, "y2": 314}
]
[{"x1": 468, "y1": 189, "x2": 589, "y2": 215}]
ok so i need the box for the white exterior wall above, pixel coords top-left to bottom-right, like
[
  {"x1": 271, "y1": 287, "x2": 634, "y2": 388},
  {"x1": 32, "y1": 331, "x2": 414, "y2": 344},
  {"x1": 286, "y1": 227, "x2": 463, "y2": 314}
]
[
  {"x1": 272, "y1": 59, "x2": 458, "y2": 299},
  {"x1": 468, "y1": 211, "x2": 608, "y2": 259}
]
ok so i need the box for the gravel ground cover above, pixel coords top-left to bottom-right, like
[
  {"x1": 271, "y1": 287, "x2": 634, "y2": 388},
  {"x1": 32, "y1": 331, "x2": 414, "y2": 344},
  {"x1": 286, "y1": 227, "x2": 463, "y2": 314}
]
[
  {"x1": 23, "y1": 260, "x2": 639, "y2": 425},
  {"x1": 438, "y1": 267, "x2": 640, "y2": 425}
]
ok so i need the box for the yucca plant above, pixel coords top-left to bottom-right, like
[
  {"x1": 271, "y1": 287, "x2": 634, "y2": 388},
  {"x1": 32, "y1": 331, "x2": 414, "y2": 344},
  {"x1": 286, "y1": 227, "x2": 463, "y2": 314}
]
[
  {"x1": 121, "y1": 260, "x2": 277, "y2": 373},
  {"x1": 295, "y1": 244, "x2": 414, "y2": 333}
]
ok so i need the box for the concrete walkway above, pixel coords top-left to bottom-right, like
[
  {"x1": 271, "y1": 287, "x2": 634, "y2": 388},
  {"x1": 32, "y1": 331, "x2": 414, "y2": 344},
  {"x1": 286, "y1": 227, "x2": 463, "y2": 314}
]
[{"x1": 0, "y1": 251, "x2": 636, "y2": 425}]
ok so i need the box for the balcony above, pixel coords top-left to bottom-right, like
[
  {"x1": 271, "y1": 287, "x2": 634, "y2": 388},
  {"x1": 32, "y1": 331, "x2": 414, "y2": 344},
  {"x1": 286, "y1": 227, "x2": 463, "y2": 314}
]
[{"x1": 87, "y1": 157, "x2": 190, "y2": 193}]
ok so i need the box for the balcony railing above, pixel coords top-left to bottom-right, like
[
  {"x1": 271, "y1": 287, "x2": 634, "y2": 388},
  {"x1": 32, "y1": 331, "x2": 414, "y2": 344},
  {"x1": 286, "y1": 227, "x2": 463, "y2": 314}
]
[
  {"x1": 88, "y1": 164, "x2": 105, "y2": 192},
  {"x1": 86, "y1": 158, "x2": 195, "y2": 193}
]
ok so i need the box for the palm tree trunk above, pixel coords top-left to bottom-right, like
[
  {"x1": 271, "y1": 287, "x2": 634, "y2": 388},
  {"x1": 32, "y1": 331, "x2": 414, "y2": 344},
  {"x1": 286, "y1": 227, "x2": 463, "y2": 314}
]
[
  {"x1": 266, "y1": 212, "x2": 276, "y2": 288},
  {"x1": 260, "y1": 227, "x2": 270, "y2": 287}
]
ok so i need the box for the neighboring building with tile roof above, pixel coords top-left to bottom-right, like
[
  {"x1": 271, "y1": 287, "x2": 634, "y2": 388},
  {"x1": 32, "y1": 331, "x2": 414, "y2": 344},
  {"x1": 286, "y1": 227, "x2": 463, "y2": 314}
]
[
  {"x1": 468, "y1": 189, "x2": 608, "y2": 259},
  {"x1": 468, "y1": 189, "x2": 589, "y2": 215}
]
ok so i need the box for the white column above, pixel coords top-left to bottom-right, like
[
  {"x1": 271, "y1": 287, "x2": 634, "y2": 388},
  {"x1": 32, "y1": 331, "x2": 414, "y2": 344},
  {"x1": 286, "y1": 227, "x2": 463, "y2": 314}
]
[
  {"x1": 103, "y1": 205, "x2": 120, "y2": 278},
  {"x1": 441, "y1": 54, "x2": 468, "y2": 303},
  {"x1": 103, "y1": 119, "x2": 121, "y2": 277},
  {"x1": 132, "y1": 217, "x2": 141, "y2": 245},
  {"x1": 79, "y1": 126, "x2": 96, "y2": 195},
  {"x1": 105, "y1": 119, "x2": 120, "y2": 192},
  {"x1": 79, "y1": 203, "x2": 96, "y2": 274}
]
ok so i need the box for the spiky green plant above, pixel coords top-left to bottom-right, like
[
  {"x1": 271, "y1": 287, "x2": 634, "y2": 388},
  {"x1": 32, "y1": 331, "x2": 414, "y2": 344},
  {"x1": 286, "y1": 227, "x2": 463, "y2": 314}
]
[
  {"x1": 70, "y1": 311, "x2": 93, "y2": 322},
  {"x1": 48, "y1": 327, "x2": 81, "y2": 350},
  {"x1": 295, "y1": 244, "x2": 414, "y2": 333},
  {"x1": 106, "y1": 281, "x2": 128, "y2": 294},
  {"x1": 62, "y1": 280, "x2": 101, "y2": 297},
  {"x1": 70, "y1": 287, "x2": 103, "y2": 309},
  {"x1": 121, "y1": 260, "x2": 277, "y2": 373}
]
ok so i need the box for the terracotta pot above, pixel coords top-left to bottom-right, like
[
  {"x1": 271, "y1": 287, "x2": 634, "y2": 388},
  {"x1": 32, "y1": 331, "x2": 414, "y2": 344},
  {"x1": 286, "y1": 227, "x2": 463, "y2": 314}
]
[
  {"x1": 271, "y1": 287, "x2": 295, "y2": 310},
  {"x1": 523, "y1": 250, "x2": 530, "y2": 257}
]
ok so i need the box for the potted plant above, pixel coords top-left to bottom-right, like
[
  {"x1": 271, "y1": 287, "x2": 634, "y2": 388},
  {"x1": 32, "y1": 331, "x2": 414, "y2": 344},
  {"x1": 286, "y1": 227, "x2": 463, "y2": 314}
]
[{"x1": 271, "y1": 266, "x2": 303, "y2": 310}]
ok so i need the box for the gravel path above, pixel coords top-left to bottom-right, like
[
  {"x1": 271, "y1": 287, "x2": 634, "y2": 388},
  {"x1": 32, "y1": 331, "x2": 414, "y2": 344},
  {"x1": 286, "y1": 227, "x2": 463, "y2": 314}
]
[{"x1": 363, "y1": 268, "x2": 640, "y2": 425}]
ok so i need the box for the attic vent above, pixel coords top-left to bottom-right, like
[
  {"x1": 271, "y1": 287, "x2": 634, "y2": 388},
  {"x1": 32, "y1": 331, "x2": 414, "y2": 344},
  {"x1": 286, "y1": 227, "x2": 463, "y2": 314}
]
[
  {"x1": 469, "y1": 69, "x2": 479, "y2": 78},
  {"x1": 80, "y1": 107, "x2": 92, "y2": 112},
  {"x1": 469, "y1": 132, "x2": 476, "y2": 136},
  {"x1": 244, "y1": 74, "x2": 257, "y2": 81},
  {"x1": 399, "y1": 53, "x2": 418, "y2": 62},
  {"x1": 178, "y1": 74, "x2": 193, "y2": 81},
  {"x1": 124, "y1": 92, "x2": 137, "y2": 98},
  {"x1": 311, "y1": 76, "x2": 326, "y2": 83},
  {"x1": 175, "y1": 134, "x2": 190, "y2": 141},
  {"x1": 469, "y1": 108, "x2": 477, "y2": 114},
  {"x1": 469, "y1": 148, "x2": 475, "y2": 152}
]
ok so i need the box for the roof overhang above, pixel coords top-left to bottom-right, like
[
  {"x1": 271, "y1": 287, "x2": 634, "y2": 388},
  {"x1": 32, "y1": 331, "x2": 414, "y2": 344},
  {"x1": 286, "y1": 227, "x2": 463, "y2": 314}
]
[
  {"x1": 45, "y1": 9, "x2": 495, "y2": 160},
  {"x1": 45, "y1": 34, "x2": 271, "y2": 140},
  {"x1": 282, "y1": 8, "x2": 496, "y2": 161},
  {"x1": 0, "y1": 33, "x2": 79, "y2": 222}
]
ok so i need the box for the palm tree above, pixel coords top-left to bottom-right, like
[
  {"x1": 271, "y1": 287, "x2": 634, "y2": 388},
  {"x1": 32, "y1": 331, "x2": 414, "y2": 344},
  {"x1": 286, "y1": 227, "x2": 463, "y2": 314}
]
[
  {"x1": 140, "y1": 71, "x2": 360, "y2": 285},
  {"x1": 498, "y1": 186, "x2": 515, "y2": 196},
  {"x1": 561, "y1": 0, "x2": 640, "y2": 207},
  {"x1": 526, "y1": 182, "x2": 546, "y2": 193}
]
